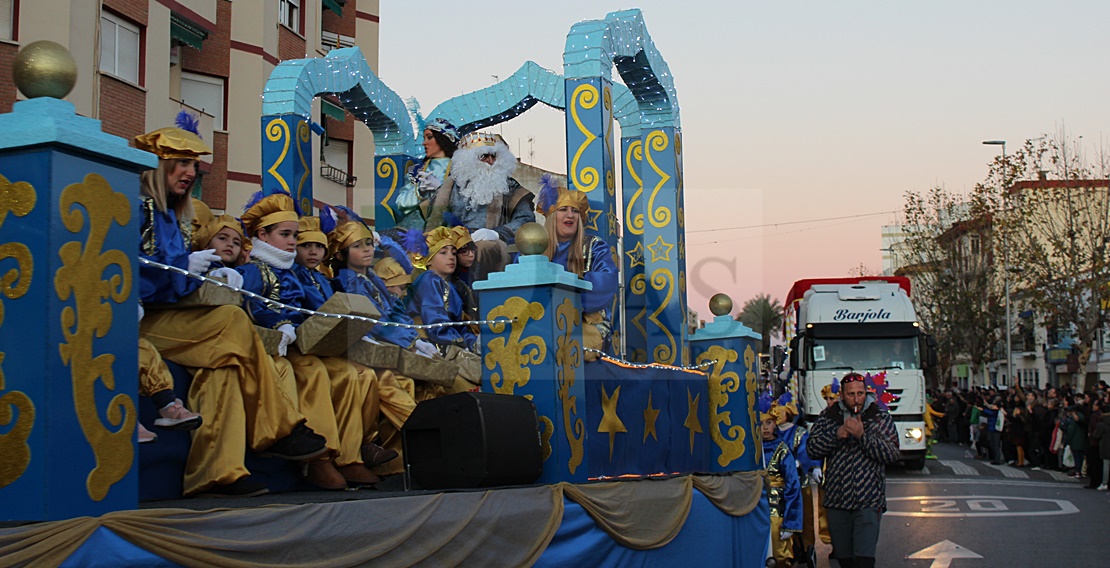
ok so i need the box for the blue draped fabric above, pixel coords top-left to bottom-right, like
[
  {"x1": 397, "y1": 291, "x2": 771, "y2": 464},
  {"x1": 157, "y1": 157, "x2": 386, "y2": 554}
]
[
  {"x1": 237, "y1": 259, "x2": 305, "y2": 329},
  {"x1": 404, "y1": 270, "x2": 476, "y2": 349},
  {"x1": 780, "y1": 422, "x2": 821, "y2": 473},
  {"x1": 59, "y1": 491, "x2": 770, "y2": 568},
  {"x1": 550, "y1": 236, "x2": 618, "y2": 314},
  {"x1": 139, "y1": 198, "x2": 200, "y2": 303},
  {"x1": 762, "y1": 436, "x2": 803, "y2": 533},
  {"x1": 293, "y1": 264, "x2": 334, "y2": 310},
  {"x1": 332, "y1": 268, "x2": 418, "y2": 348}
]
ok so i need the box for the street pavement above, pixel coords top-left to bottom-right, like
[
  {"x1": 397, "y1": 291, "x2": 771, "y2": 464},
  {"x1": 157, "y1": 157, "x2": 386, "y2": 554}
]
[{"x1": 809, "y1": 442, "x2": 1106, "y2": 568}]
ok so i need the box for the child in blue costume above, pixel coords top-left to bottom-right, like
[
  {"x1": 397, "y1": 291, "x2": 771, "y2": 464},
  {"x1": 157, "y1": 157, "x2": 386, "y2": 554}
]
[
  {"x1": 237, "y1": 193, "x2": 379, "y2": 489},
  {"x1": 135, "y1": 127, "x2": 325, "y2": 497},
  {"x1": 775, "y1": 393, "x2": 822, "y2": 564},
  {"x1": 293, "y1": 216, "x2": 407, "y2": 473},
  {"x1": 535, "y1": 175, "x2": 618, "y2": 361},
  {"x1": 405, "y1": 226, "x2": 478, "y2": 353},
  {"x1": 759, "y1": 394, "x2": 804, "y2": 568}
]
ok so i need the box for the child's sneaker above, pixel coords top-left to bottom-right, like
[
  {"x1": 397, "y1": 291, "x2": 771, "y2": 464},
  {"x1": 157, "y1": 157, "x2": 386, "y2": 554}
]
[
  {"x1": 154, "y1": 399, "x2": 203, "y2": 430},
  {"x1": 1097, "y1": 484, "x2": 1108, "y2": 491}
]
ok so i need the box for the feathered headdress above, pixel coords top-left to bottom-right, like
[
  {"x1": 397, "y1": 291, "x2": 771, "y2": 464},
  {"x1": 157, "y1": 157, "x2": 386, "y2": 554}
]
[
  {"x1": 330, "y1": 204, "x2": 368, "y2": 229},
  {"x1": 377, "y1": 235, "x2": 413, "y2": 274},
  {"x1": 535, "y1": 173, "x2": 588, "y2": 216},
  {"x1": 757, "y1": 390, "x2": 775, "y2": 417},
  {"x1": 175, "y1": 109, "x2": 201, "y2": 137},
  {"x1": 399, "y1": 228, "x2": 430, "y2": 271},
  {"x1": 241, "y1": 189, "x2": 299, "y2": 236},
  {"x1": 320, "y1": 204, "x2": 339, "y2": 235},
  {"x1": 442, "y1": 211, "x2": 463, "y2": 228}
]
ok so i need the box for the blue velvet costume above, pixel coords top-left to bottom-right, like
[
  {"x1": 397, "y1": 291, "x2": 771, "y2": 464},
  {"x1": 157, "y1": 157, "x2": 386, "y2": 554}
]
[
  {"x1": 549, "y1": 236, "x2": 618, "y2": 314},
  {"x1": 762, "y1": 434, "x2": 804, "y2": 534},
  {"x1": 293, "y1": 264, "x2": 334, "y2": 311},
  {"x1": 331, "y1": 268, "x2": 417, "y2": 348},
  {"x1": 404, "y1": 271, "x2": 476, "y2": 350},
  {"x1": 237, "y1": 259, "x2": 305, "y2": 329},
  {"x1": 139, "y1": 197, "x2": 201, "y2": 303},
  {"x1": 779, "y1": 421, "x2": 822, "y2": 483}
]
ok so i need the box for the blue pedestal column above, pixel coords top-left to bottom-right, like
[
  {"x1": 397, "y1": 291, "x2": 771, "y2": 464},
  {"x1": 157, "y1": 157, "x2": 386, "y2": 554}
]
[
  {"x1": 639, "y1": 127, "x2": 688, "y2": 366},
  {"x1": 261, "y1": 114, "x2": 314, "y2": 214},
  {"x1": 689, "y1": 314, "x2": 763, "y2": 472},
  {"x1": 620, "y1": 135, "x2": 647, "y2": 362},
  {"x1": 565, "y1": 77, "x2": 617, "y2": 249},
  {"x1": 373, "y1": 154, "x2": 417, "y2": 230},
  {"x1": 475, "y1": 255, "x2": 592, "y2": 484},
  {"x1": 0, "y1": 97, "x2": 157, "y2": 520}
]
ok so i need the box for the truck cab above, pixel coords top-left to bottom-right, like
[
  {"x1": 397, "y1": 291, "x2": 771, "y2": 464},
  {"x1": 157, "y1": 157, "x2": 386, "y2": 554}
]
[{"x1": 787, "y1": 279, "x2": 935, "y2": 469}]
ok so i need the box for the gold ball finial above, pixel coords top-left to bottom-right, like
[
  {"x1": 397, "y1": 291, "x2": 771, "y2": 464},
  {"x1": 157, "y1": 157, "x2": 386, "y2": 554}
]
[
  {"x1": 515, "y1": 222, "x2": 549, "y2": 256},
  {"x1": 13, "y1": 41, "x2": 78, "y2": 100},
  {"x1": 709, "y1": 293, "x2": 733, "y2": 317}
]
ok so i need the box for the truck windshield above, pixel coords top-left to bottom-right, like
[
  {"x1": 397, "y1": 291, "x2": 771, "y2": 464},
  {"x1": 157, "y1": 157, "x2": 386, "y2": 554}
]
[{"x1": 809, "y1": 336, "x2": 919, "y2": 371}]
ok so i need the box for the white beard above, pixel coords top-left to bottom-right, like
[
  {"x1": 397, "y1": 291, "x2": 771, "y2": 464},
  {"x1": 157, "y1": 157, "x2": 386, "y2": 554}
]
[{"x1": 451, "y1": 143, "x2": 517, "y2": 209}]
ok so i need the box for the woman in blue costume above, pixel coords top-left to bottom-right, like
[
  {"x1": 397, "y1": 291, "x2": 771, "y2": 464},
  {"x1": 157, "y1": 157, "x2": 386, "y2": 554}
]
[
  {"x1": 535, "y1": 175, "x2": 618, "y2": 361},
  {"x1": 237, "y1": 193, "x2": 380, "y2": 490},
  {"x1": 135, "y1": 127, "x2": 326, "y2": 498},
  {"x1": 405, "y1": 226, "x2": 478, "y2": 353},
  {"x1": 394, "y1": 118, "x2": 459, "y2": 229}
]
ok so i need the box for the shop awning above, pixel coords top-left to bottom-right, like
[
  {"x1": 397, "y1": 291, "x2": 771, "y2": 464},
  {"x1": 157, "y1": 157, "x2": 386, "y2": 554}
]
[
  {"x1": 321, "y1": 99, "x2": 346, "y2": 122},
  {"x1": 323, "y1": 0, "x2": 345, "y2": 16},
  {"x1": 171, "y1": 14, "x2": 208, "y2": 50}
]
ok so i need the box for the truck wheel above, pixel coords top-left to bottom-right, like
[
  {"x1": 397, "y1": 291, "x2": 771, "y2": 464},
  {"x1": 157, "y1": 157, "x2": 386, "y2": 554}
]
[{"x1": 905, "y1": 458, "x2": 926, "y2": 470}]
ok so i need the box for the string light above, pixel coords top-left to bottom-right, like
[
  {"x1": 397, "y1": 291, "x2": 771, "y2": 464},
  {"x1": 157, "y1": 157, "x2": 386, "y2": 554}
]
[
  {"x1": 584, "y1": 348, "x2": 715, "y2": 372},
  {"x1": 139, "y1": 258, "x2": 509, "y2": 331}
]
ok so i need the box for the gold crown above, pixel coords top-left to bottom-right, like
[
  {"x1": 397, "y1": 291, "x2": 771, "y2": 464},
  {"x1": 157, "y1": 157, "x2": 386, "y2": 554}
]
[
  {"x1": 241, "y1": 193, "x2": 298, "y2": 236},
  {"x1": 134, "y1": 127, "x2": 211, "y2": 160},
  {"x1": 425, "y1": 226, "x2": 456, "y2": 260},
  {"x1": 374, "y1": 257, "x2": 413, "y2": 287},
  {"x1": 458, "y1": 131, "x2": 500, "y2": 150},
  {"x1": 327, "y1": 221, "x2": 373, "y2": 260}
]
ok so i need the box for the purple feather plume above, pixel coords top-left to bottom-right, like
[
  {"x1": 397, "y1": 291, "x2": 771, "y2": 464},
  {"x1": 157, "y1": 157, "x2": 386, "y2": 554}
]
[
  {"x1": 777, "y1": 392, "x2": 793, "y2": 406},
  {"x1": 320, "y1": 205, "x2": 338, "y2": 234},
  {"x1": 378, "y1": 236, "x2": 413, "y2": 273},
  {"x1": 333, "y1": 205, "x2": 367, "y2": 228},
  {"x1": 830, "y1": 377, "x2": 839, "y2": 394},
  {"x1": 536, "y1": 173, "x2": 559, "y2": 213},
  {"x1": 399, "y1": 228, "x2": 428, "y2": 256},
  {"x1": 175, "y1": 109, "x2": 201, "y2": 137},
  {"x1": 442, "y1": 211, "x2": 462, "y2": 228},
  {"x1": 756, "y1": 389, "x2": 774, "y2": 414}
]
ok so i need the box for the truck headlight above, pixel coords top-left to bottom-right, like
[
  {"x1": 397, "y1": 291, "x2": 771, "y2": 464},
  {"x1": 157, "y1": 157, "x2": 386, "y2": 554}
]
[{"x1": 905, "y1": 428, "x2": 923, "y2": 440}]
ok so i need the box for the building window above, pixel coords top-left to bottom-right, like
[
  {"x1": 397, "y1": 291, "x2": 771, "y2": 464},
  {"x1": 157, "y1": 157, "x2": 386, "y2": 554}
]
[
  {"x1": 181, "y1": 72, "x2": 225, "y2": 131},
  {"x1": 100, "y1": 11, "x2": 141, "y2": 85},
  {"x1": 321, "y1": 138, "x2": 354, "y2": 186},
  {"x1": 279, "y1": 0, "x2": 301, "y2": 34},
  {"x1": 0, "y1": 0, "x2": 15, "y2": 42},
  {"x1": 320, "y1": 31, "x2": 356, "y2": 54}
]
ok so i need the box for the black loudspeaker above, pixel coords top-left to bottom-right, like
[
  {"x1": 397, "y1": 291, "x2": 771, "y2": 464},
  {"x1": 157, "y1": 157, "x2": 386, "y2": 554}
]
[{"x1": 402, "y1": 392, "x2": 543, "y2": 489}]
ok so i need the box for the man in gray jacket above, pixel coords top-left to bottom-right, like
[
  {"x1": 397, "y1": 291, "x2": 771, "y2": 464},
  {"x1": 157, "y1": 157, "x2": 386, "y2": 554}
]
[{"x1": 807, "y1": 373, "x2": 901, "y2": 568}]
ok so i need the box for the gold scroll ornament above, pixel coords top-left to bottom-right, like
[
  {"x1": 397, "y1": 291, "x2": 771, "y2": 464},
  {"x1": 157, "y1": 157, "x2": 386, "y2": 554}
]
[
  {"x1": 55, "y1": 173, "x2": 135, "y2": 501},
  {"x1": 0, "y1": 173, "x2": 36, "y2": 489},
  {"x1": 484, "y1": 296, "x2": 551, "y2": 458},
  {"x1": 697, "y1": 345, "x2": 746, "y2": 467},
  {"x1": 744, "y1": 344, "x2": 762, "y2": 463},
  {"x1": 555, "y1": 298, "x2": 585, "y2": 475}
]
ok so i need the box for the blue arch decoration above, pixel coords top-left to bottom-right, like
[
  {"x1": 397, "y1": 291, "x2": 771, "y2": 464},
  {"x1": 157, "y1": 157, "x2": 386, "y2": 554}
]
[
  {"x1": 563, "y1": 8, "x2": 687, "y2": 365},
  {"x1": 260, "y1": 47, "x2": 419, "y2": 211},
  {"x1": 426, "y1": 61, "x2": 565, "y2": 139}
]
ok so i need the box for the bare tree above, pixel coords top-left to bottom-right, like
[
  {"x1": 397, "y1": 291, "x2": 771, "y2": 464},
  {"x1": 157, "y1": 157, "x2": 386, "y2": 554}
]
[
  {"x1": 901, "y1": 185, "x2": 1004, "y2": 386},
  {"x1": 994, "y1": 130, "x2": 1110, "y2": 389}
]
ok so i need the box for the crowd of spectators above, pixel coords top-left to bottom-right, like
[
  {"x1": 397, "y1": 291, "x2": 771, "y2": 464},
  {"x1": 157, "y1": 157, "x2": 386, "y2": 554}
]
[{"x1": 928, "y1": 380, "x2": 1110, "y2": 489}]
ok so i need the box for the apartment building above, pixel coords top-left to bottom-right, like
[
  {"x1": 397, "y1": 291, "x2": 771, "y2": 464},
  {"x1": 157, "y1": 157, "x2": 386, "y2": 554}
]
[{"x1": 0, "y1": 0, "x2": 381, "y2": 217}]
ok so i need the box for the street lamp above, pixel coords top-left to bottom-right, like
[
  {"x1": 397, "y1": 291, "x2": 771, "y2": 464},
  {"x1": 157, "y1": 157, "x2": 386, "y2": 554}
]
[{"x1": 983, "y1": 140, "x2": 1013, "y2": 387}]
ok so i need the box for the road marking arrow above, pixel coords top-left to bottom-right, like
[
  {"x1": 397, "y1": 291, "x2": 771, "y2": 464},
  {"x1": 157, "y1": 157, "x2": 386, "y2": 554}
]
[{"x1": 907, "y1": 540, "x2": 983, "y2": 568}]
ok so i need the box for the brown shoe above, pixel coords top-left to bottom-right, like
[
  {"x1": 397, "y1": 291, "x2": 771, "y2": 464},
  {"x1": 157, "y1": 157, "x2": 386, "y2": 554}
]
[
  {"x1": 361, "y1": 442, "x2": 399, "y2": 467},
  {"x1": 337, "y1": 463, "x2": 381, "y2": 487},
  {"x1": 301, "y1": 459, "x2": 346, "y2": 490}
]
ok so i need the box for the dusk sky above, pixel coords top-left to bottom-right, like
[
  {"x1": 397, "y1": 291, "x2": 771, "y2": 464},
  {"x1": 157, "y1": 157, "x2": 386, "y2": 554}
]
[{"x1": 378, "y1": 1, "x2": 1110, "y2": 319}]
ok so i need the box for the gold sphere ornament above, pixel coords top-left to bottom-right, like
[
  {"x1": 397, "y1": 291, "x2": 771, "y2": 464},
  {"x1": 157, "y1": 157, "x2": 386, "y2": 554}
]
[
  {"x1": 12, "y1": 40, "x2": 78, "y2": 100},
  {"x1": 709, "y1": 293, "x2": 733, "y2": 317},
  {"x1": 515, "y1": 222, "x2": 550, "y2": 256}
]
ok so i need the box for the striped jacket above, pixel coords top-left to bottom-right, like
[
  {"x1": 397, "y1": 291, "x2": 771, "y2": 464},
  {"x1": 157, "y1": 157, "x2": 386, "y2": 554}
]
[{"x1": 807, "y1": 396, "x2": 900, "y2": 512}]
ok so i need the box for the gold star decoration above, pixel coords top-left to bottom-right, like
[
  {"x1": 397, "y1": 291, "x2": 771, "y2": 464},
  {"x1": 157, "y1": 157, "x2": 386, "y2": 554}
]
[
  {"x1": 598, "y1": 384, "x2": 627, "y2": 461},
  {"x1": 584, "y1": 205, "x2": 603, "y2": 232},
  {"x1": 643, "y1": 390, "x2": 660, "y2": 443},
  {"x1": 625, "y1": 241, "x2": 645, "y2": 268},
  {"x1": 647, "y1": 235, "x2": 674, "y2": 263},
  {"x1": 607, "y1": 204, "x2": 619, "y2": 236},
  {"x1": 684, "y1": 388, "x2": 703, "y2": 454}
]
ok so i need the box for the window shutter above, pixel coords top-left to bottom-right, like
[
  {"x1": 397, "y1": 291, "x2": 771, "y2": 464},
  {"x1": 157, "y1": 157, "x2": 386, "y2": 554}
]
[
  {"x1": 117, "y1": 22, "x2": 140, "y2": 84},
  {"x1": 100, "y1": 16, "x2": 118, "y2": 76},
  {"x1": 0, "y1": 0, "x2": 13, "y2": 41},
  {"x1": 181, "y1": 73, "x2": 226, "y2": 130},
  {"x1": 322, "y1": 139, "x2": 349, "y2": 168}
]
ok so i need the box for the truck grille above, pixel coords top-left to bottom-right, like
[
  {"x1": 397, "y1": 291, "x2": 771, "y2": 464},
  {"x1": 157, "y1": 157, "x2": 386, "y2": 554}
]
[{"x1": 885, "y1": 388, "x2": 903, "y2": 412}]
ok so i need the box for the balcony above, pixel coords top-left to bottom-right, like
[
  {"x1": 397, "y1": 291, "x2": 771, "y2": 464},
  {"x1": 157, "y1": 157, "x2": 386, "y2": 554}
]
[{"x1": 321, "y1": 162, "x2": 356, "y2": 187}]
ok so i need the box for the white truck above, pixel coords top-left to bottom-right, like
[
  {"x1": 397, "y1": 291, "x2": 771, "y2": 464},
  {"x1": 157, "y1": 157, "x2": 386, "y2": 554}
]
[{"x1": 785, "y1": 277, "x2": 936, "y2": 470}]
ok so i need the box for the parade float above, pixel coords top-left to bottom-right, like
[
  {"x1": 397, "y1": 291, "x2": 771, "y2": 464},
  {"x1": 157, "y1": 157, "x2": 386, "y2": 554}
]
[{"x1": 0, "y1": 9, "x2": 770, "y2": 566}]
